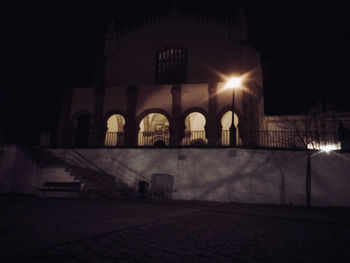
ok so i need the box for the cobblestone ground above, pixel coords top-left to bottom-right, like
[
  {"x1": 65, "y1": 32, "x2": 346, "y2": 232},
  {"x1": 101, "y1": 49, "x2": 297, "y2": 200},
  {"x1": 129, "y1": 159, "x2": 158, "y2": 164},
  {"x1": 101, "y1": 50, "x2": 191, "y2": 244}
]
[{"x1": 1, "y1": 197, "x2": 350, "y2": 262}]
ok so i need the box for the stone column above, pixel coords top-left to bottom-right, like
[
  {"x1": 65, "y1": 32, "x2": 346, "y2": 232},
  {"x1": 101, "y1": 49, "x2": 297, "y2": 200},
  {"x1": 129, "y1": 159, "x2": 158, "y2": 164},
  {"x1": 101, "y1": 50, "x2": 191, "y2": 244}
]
[
  {"x1": 90, "y1": 88, "x2": 105, "y2": 147},
  {"x1": 56, "y1": 88, "x2": 73, "y2": 147},
  {"x1": 170, "y1": 84, "x2": 183, "y2": 146},
  {"x1": 206, "y1": 82, "x2": 220, "y2": 147},
  {"x1": 124, "y1": 86, "x2": 138, "y2": 147}
]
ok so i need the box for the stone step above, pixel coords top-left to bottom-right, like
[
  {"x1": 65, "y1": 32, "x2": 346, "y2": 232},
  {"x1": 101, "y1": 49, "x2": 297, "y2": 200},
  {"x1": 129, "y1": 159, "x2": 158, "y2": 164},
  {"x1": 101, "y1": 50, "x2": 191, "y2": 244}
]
[{"x1": 42, "y1": 149, "x2": 138, "y2": 199}]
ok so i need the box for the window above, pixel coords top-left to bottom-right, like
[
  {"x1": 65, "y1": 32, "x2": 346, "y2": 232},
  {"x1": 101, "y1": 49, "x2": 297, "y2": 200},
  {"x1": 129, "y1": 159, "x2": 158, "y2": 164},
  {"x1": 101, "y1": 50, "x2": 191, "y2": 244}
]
[{"x1": 156, "y1": 47, "x2": 187, "y2": 84}]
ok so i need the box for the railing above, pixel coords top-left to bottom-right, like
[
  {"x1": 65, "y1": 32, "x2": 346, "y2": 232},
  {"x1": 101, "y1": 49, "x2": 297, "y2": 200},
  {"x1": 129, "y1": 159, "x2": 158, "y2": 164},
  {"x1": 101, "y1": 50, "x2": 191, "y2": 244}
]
[
  {"x1": 104, "y1": 132, "x2": 124, "y2": 147},
  {"x1": 182, "y1": 131, "x2": 208, "y2": 146},
  {"x1": 138, "y1": 130, "x2": 209, "y2": 147},
  {"x1": 111, "y1": 158, "x2": 151, "y2": 188},
  {"x1": 76, "y1": 130, "x2": 341, "y2": 150},
  {"x1": 64, "y1": 149, "x2": 108, "y2": 175},
  {"x1": 138, "y1": 130, "x2": 170, "y2": 147},
  {"x1": 239, "y1": 130, "x2": 339, "y2": 150}
]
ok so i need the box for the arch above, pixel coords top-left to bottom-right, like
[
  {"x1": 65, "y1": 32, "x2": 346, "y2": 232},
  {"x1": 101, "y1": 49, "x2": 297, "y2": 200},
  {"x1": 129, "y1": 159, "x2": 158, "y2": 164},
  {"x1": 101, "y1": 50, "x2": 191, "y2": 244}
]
[
  {"x1": 71, "y1": 110, "x2": 92, "y2": 147},
  {"x1": 103, "y1": 110, "x2": 126, "y2": 130},
  {"x1": 137, "y1": 109, "x2": 171, "y2": 146},
  {"x1": 218, "y1": 106, "x2": 242, "y2": 146},
  {"x1": 104, "y1": 113, "x2": 126, "y2": 147},
  {"x1": 181, "y1": 109, "x2": 208, "y2": 146},
  {"x1": 181, "y1": 107, "x2": 208, "y2": 122},
  {"x1": 217, "y1": 105, "x2": 243, "y2": 126},
  {"x1": 137, "y1": 108, "x2": 172, "y2": 127}
]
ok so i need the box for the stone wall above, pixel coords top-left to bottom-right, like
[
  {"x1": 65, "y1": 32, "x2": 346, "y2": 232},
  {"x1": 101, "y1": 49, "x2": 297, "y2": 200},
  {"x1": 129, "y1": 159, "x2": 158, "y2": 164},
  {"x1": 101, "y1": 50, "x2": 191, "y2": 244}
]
[
  {"x1": 52, "y1": 148, "x2": 350, "y2": 207},
  {"x1": 0, "y1": 146, "x2": 40, "y2": 194},
  {"x1": 2, "y1": 145, "x2": 350, "y2": 207}
]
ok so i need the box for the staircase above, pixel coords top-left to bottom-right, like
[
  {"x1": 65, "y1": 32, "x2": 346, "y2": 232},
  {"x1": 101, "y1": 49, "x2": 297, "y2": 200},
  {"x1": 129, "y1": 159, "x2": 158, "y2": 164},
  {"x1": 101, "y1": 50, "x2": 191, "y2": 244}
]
[
  {"x1": 23, "y1": 146, "x2": 136, "y2": 198},
  {"x1": 67, "y1": 166, "x2": 134, "y2": 198}
]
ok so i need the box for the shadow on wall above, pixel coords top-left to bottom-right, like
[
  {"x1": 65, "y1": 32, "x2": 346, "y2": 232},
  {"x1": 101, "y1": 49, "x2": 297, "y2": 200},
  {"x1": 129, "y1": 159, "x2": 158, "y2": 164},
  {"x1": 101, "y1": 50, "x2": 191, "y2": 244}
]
[
  {"x1": 74, "y1": 148, "x2": 350, "y2": 206},
  {"x1": 151, "y1": 173, "x2": 174, "y2": 200},
  {"x1": 74, "y1": 114, "x2": 91, "y2": 147},
  {"x1": 136, "y1": 175, "x2": 174, "y2": 200},
  {"x1": 267, "y1": 152, "x2": 289, "y2": 206},
  {"x1": 176, "y1": 151, "x2": 304, "y2": 205},
  {"x1": 0, "y1": 146, "x2": 40, "y2": 194},
  {"x1": 311, "y1": 151, "x2": 350, "y2": 206},
  {"x1": 107, "y1": 148, "x2": 305, "y2": 205}
]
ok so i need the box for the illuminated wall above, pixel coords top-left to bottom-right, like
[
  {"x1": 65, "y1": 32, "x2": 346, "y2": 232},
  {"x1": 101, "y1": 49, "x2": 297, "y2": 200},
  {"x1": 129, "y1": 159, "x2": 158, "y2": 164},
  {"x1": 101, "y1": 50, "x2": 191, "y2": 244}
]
[
  {"x1": 136, "y1": 85, "x2": 172, "y2": 118},
  {"x1": 181, "y1": 84, "x2": 209, "y2": 113},
  {"x1": 48, "y1": 148, "x2": 350, "y2": 207},
  {"x1": 103, "y1": 87, "x2": 128, "y2": 115},
  {"x1": 3, "y1": 145, "x2": 350, "y2": 207}
]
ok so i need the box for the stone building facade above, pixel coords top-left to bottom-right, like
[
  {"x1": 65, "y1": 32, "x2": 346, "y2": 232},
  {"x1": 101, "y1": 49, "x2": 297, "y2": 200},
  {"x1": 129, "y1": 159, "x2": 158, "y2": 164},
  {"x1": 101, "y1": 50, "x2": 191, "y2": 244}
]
[{"x1": 57, "y1": 7, "x2": 265, "y2": 148}]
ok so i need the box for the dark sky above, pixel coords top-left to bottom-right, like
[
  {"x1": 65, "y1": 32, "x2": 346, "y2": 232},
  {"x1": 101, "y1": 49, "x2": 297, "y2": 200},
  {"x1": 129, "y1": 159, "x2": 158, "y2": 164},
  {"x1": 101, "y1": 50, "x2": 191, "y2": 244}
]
[{"x1": 2, "y1": 0, "x2": 349, "y2": 144}]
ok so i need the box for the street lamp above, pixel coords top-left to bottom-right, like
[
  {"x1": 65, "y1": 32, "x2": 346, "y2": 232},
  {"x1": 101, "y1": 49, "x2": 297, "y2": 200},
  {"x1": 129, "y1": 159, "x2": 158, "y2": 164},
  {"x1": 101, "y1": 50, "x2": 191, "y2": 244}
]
[{"x1": 226, "y1": 76, "x2": 243, "y2": 147}]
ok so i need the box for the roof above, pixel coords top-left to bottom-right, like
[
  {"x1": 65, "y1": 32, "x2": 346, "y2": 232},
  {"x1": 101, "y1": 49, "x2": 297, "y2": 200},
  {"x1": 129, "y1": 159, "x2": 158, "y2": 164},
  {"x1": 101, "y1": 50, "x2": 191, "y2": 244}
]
[{"x1": 106, "y1": 4, "x2": 247, "y2": 38}]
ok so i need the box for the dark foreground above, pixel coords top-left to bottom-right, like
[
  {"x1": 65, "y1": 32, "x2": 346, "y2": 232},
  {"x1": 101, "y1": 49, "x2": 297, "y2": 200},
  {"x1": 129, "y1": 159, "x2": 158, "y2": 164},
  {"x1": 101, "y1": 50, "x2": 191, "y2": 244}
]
[{"x1": 1, "y1": 196, "x2": 350, "y2": 262}]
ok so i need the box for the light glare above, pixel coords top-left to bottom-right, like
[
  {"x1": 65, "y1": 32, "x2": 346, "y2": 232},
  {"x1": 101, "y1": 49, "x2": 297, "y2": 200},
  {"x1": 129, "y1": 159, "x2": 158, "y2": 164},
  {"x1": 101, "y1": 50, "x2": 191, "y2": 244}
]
[
  {"x1": 226, "y1": 77, "x2": 242, "y2": 89},
  {"x1": 307, "y1": 142, "x2": 341, "y2": 152},
  {"x1": 320, "y1": 144, "x2": 339, "y2": 153}
]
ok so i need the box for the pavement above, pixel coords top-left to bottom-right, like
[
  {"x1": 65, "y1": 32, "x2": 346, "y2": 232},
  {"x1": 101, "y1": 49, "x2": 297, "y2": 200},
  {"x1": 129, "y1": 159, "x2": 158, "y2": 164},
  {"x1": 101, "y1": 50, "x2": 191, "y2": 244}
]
[{"x1": 1, "y1": 196, "x2": 350, "y2": 262}]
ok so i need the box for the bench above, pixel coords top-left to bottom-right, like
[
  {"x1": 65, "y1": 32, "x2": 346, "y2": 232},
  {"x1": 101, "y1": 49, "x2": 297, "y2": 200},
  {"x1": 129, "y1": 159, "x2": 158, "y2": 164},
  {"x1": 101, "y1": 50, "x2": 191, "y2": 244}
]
[{"x1": 38, "y1": 182, "x2": 82, "y2": 198}]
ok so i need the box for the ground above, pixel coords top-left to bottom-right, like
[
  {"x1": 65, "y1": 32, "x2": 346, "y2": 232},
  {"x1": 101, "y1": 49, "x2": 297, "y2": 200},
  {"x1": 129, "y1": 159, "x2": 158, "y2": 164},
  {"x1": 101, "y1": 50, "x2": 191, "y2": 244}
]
[{"x1": 1, "y1": 196, "x2": 350, "y2": 262}]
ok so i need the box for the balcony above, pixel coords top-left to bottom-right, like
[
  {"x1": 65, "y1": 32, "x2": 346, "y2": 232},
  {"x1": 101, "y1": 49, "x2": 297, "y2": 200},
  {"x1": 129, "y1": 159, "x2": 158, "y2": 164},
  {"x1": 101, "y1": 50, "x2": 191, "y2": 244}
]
[{"x1": 99, "y1": 130, "x2": 341, "y2": 150}]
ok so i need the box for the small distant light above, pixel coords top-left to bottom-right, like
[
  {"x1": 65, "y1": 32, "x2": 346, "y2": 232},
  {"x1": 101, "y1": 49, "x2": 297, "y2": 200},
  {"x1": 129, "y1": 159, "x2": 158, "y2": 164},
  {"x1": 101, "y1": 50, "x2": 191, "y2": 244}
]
[
  {"x1": 320, "y1": 144, "x2": 339, "y2": 153},
  {"x1": 307, "y1": 142, "x2": 341, "y2": 152}
]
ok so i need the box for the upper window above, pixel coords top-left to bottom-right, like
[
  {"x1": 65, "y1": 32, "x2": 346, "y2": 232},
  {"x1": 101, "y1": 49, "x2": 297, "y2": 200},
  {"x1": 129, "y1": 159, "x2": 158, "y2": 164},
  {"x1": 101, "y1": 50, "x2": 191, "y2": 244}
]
[{"x1": 156, "y1": 47, "x2": 187, "y2": 84}]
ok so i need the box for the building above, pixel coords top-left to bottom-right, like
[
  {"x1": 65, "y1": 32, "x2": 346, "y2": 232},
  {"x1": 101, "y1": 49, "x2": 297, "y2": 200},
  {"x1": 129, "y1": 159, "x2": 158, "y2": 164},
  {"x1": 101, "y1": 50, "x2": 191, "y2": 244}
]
[
  {"x1": 264, "y1": 102, "x2": 350, "y2": 151},
  {"x1": 2, "y1": 6, "x2": 350, "y2": 206},
  {"x1": 56, "y1": 6, "x2": 265, "y2": 148}
]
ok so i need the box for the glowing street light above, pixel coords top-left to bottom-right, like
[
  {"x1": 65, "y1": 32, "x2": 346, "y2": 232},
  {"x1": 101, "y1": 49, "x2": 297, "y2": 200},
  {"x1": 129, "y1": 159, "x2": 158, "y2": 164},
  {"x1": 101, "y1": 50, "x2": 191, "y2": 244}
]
[
  {"x1": 226, "y1": 77, "x2": 242, "y2": 89},
  {"x1": 226, "y1": 76, "x2": 243, "y2": 147}
]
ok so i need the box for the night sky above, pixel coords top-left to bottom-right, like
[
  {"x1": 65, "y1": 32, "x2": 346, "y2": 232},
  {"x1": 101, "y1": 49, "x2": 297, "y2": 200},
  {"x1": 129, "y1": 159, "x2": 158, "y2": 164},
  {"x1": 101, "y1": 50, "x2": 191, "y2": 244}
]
[{"x1": 2, "y1": 0, "x2": 349, "y2": 144}]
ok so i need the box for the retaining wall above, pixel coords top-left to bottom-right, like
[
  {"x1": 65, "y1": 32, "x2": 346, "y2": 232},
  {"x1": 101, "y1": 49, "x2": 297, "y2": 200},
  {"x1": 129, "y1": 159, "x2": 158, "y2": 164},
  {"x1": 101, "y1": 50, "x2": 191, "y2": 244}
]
[
  {"x1": 52, "y1": 148, "x2": 350, "y2": 207},
  {"x1": 1, "y1": 145, "x2": 350, "y2": 207}
]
